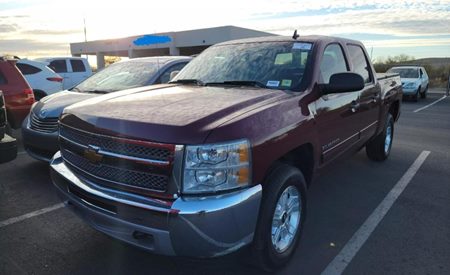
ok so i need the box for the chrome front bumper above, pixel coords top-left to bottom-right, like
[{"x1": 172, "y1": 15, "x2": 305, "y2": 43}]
[
  {"x1": 50, "y1": 152, "x2": 262, "y2": 257},
  {"x1": 21, "y1": 115, "x2": 59, "y2": 162}
]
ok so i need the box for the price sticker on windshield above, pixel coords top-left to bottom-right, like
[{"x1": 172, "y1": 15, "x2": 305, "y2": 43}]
[
  {"x1": 267, "y1": 80, "x2": 280, "y2": 87},
  {"x1": 293, "y1": 43, "x2": 312, "y2": 50}
]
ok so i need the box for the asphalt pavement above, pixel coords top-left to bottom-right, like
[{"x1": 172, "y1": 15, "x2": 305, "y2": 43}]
[{"x1": 0, "y1": 90, "x2": 449, "y2": 275}]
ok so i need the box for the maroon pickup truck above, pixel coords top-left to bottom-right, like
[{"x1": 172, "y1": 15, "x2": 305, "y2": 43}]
[{"x1": 50, "y1": 35, "x2": 402, "y2": 270}]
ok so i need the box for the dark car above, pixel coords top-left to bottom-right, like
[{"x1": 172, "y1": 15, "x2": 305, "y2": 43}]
[
  {"x1": 0, "y1": 57, "x2": 35, "y2": 130},
  {"x1": 0, "y1": 91, "x2": 17, "y2": 163},
  {"x1": 50, "y1": 36, "x2": 402, "y2": 271},
  {"x1": 22, "y1": 56, "x2": 192, "y2": 162}
]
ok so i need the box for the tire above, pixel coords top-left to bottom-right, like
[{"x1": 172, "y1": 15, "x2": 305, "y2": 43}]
[
  {"x1": 412, "y1": 87, "x2": 419, "y2": 102},
  {"x1": 420, "y1": 85, "x2": 428, "y2": 99},
  {"x1": 251, "y1": 163, "x2": 307, "y2": 271},
  {"x1": 5, "y1": 121, "x2": 12, "y2": 135},
  {"x1": 366, "y1": 113, "x2": 394, "y2": 161},
  {"x1": 33, "y1": 90, "x2": 46, "y2": 101}
]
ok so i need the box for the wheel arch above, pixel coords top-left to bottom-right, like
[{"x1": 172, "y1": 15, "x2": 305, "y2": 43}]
[{"x1": 269, "y1": 143, "x2": 315, "y2": 187}]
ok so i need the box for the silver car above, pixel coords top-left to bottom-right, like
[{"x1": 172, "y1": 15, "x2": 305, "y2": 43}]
[{"x1": 22, "y1": 56, "x2": 192, "y2": 162}]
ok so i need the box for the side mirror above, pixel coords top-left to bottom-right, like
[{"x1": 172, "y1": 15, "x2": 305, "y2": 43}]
[
  {"x1": 169, "y1": 71, "x2": 180, "y2": 81},
  {"x1": 322, "y1": 72, "x2": 364, "y2": 94}
]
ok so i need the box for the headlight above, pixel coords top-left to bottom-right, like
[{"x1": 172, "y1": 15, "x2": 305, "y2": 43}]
[
  {"x1": 31, "y1": 101, "x2": 38, "y2": 110},
  {"x1": 183, "y1": 140, "x2": 251, "y2": 194}
]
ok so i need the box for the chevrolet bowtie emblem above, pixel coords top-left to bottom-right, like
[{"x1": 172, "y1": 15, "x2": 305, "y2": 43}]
[{"x1": 84, "y1": 145, "x2": 103, "y2": 164}]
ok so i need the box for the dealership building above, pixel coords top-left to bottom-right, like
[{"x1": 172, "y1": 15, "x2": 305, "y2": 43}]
[{"x1": 70, "y1": 25, "x2": 275, "y2": 69}]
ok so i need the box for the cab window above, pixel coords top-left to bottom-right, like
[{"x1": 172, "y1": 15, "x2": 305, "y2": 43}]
[
  {"x1": 347, "y1": 44, "x2": 372, "y2": 84},
  {"x1": 319, "y1": 44, "x2": 348, "y2": 84}
]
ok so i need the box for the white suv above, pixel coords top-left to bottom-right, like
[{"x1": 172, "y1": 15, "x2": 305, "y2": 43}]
[
  {"x1": 16, "y1": 59, "x2": 64, "y2": 100},
  {"x1": 35, "y1": 57, "x2": 92, "y2": 90},
  {"x1": 387, "y1": 66, "x2": 429, "y2": 101}
]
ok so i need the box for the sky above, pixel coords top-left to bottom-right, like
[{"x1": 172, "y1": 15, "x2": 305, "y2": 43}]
[{"x1": 0, "y1": 0, "x2": 449, "y2": 63}]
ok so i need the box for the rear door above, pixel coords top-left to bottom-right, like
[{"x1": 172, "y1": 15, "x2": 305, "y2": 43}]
[
  {"x1": 16, "y1": 63, "x2": 42, "y2": 89},
  {"x1": 346, "y1": 44, "x2": 380, "y2": 142},
  {"x1": 419, "y1": 67, "x2": 428, "y2": 91},
  {"x1": 68, "y1": 59, "x2": 90, "y2": 88},
  {"x1": 49, "y1": 59, "x2": 70, "y2": 89},
  {"x1": 314, "y1": 43, "x2": 362, "y2": 163}
]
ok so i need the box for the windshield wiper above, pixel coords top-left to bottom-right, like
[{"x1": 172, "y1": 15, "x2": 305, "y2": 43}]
[
  {"x1": 205, "y1": 80, "x2": 267, "y2": 88},
  {"x1": 170, "y1": 79, "x2": 205, "y2": 86},
  {"x1": 70, "y1": 87, "x2": 81, "y2": 92}
]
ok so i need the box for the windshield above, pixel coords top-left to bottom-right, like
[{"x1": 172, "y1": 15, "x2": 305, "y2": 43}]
[
  {"x1": 388, "y1": 68, "x2": 419, "y2": 78},
  {"x1": 74, "y1": 61, "x2": 160, "y2": 93},
  {"x1": 174, "y1": 41, "x2": 313, "y2": 91}
]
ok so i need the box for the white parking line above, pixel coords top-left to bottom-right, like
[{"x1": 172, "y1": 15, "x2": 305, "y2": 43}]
[
  {"x1": 17, "y1": 151, "x2": 27, "y2": 155},
  {"x1": 322, "y1": 150, "x2": 430, "y2": 275},
  {"x1": 414, "y1": 95, "x2": 447, "y2": 113},
  {"x1": 0, "y1": 203, "x2": 64, "y2": 229}
]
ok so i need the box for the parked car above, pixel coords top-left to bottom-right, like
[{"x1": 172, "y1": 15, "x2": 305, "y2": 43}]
[
  {"x1": 16, "y1": 59, "x2": 63, "y2": 100},
  {"x1": 387, "y1": 66, "x2": 429, "y2": 101},
  {"x1": 0, "y1": 57, "x2": 35, "y2": 130},
  {"x1": 22, "y1": 56, "x2": 192, "y2": 162},
  {"x1": 34, "y1": 57, "x2": 92, "y2": 90},
  {"x1": 50, "y1": 35, "x2": 402, "y2": 271},
  {"x1": 0, "y1": 91, "x2": 17, "y2": 163}
]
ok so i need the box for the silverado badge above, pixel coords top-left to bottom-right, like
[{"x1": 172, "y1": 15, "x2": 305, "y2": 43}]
[{"x1": 84, "y1": 145, "x2": 103, "y2": 164}]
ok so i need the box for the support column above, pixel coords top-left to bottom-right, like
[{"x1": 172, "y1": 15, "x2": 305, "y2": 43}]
[
  {"x1": 169, "y1": 46, "x2": 180, "y2": 56},
  {"x1": 128, "y1": 48, "x2": 136, "y2": 59},
  {"x1": 96, "y1": 52, "x2": 105, "y2": 69}
]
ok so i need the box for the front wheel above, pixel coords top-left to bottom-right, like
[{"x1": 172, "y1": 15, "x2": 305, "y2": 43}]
[
  {"x1": 412, "y1": 88, "x2": 419, "y2": 102},
  {"x1": 420, "y1": 85, "x2": 428, "y2": 99},
  {"x1": 366, "y1": 113, "x2": 394, "y2": 161},
  {"x1": 251, "y1": 164, "x2": 307, "y2": 271}
]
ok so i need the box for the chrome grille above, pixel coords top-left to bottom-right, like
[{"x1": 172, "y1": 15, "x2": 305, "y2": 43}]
[
  {"x1": 61, "y1": 149, "x2": 169, "y2": 192},
  {"x1": 30, "y1": 113, "x2": 59, "y2": 133},
  {"x1": 60, "y1": 125, "x2": 172, "y2": 161},
  {"x1": 59, "y1": 124, "x2": 174, "y2": 194}
]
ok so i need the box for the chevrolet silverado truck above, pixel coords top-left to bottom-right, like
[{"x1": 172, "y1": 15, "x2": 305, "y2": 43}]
[
  {"x1": 0, "y1": 91, "x2": 17, "y2": 163},
  {"x1": 50, "y1": 35, "x2": 402, "y2": 270}
]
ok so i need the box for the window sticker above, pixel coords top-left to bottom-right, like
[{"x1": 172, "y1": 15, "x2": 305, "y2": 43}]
[
  {"x1": 275, "y1": 53, "x2": 293, "y2": 65},
  {"x1": 293, "y1": 43, "x2": 312, "y2": 50},
  {"x1": 267, "y1": 80, "x2": 280, "y2": 87},
  {"x1": 281, "y1": 79, "x2": 292, "y2": 87}
]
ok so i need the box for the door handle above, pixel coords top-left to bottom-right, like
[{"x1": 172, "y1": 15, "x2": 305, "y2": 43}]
[{"x1": 351, "y1": 101, "x2": 360, "y2": 113}]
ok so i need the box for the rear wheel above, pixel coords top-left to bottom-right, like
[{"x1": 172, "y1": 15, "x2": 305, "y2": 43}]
[
  {"x1": 251, "y1": 164, "x2": 307, "y2": 271},
  {"x1": 366, "y1": 113, "x2": 394, "y2": 161}
]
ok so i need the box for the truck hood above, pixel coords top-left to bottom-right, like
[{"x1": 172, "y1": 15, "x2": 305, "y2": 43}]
[
  {"x1": 62, "y1": 85, "x2": 292, "y2": 144},
  {"x1": 33, "y1": 90, "x2": 98, "y2": 118}
]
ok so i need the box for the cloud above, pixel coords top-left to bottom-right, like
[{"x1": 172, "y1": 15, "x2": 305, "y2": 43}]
[
  {"x1": 21, "y1": 29, "x2": 82, "y2": 35},
  {"x1": 0, "y1": 23, "x2": 17, "y2": 32},
  {"x1": 0, "y1": 39, "x2": 68, "y2": 57}
]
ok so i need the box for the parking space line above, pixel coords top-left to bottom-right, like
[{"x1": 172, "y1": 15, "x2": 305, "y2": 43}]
[
  {"x1": 0, "y1": 203, "x2": 64, "y2": 229},
  {"x1": 322, "y1": 150, "x2": 430, "y2": 275},
  {"x1": 414, "y1": 95, "x2": 447, "y2": 113},
  {"x1": 17, "y1": 151, "x2": 27, "y2": 155}
]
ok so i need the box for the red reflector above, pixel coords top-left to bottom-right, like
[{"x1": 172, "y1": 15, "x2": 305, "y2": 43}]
[
  {"x1": 47, "y1": 77, "x2": 63, "y2": 82},
  {"x1": 24, "y1": 88, "x2": 33, "y2": 95},
  {"x1": 23, "y1": 88, "x2": 35, "y2": 104}
]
